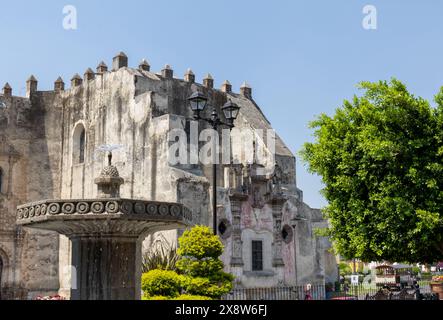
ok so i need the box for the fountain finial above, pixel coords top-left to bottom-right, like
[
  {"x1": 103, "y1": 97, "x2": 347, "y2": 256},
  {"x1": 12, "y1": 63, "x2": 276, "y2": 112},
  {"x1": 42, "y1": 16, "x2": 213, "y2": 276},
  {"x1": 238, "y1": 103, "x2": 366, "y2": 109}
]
[{"x1": 94, "y1": 151, "x2": 124, "y2": 198}]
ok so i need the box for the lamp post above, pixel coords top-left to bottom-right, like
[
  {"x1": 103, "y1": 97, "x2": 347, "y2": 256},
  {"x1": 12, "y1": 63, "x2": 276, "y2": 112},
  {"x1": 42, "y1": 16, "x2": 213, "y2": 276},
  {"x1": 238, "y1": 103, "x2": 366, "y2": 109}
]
[{"x1": 188, "y1": 92, "x2": 240, "y2": 235}]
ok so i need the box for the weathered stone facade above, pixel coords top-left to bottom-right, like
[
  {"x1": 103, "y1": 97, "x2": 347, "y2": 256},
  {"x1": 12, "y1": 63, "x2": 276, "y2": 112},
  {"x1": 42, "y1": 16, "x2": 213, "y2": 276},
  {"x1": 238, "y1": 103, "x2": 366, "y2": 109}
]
[{"x1": 0, "y1": 52, "x2": 337, "y2": 299}]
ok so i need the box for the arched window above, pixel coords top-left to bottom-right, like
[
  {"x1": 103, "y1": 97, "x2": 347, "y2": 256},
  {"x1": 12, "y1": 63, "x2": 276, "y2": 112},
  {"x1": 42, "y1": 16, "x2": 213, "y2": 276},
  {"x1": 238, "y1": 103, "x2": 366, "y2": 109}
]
[
  {"x1": 72, "y1": 124, "x2": 86, "y2": 165},
  {"x1": 0, "y1": 167, "x2": 3, "y2": 194},
  {"x1": 79, "y1": 130, "x2": 85, "y2": 164}
]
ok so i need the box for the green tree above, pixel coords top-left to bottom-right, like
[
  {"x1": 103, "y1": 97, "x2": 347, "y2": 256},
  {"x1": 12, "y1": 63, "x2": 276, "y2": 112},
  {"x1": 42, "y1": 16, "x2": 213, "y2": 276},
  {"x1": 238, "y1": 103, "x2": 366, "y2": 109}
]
[
  {"x1": 301, "y1": 79, "x2": 443, "y2": 263},
  {"x1": 176, "y1": 226, "x2": 234, "y2": 299}
]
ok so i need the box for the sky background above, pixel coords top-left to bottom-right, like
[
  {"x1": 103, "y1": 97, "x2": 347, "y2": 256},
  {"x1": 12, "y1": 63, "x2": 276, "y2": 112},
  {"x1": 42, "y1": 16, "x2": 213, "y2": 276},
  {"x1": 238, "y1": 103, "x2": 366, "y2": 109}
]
[{"x1": 1, "y1": 0, "x2": 443, "y2": 208}]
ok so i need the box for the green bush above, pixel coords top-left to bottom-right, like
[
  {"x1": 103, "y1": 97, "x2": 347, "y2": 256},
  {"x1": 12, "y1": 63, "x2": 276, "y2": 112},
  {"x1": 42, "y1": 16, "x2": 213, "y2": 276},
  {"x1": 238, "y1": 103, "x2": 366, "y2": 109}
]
[
  {"x1": 141, "y1": 226, "x2": 235, "y2": 300},
  {"x1": 180, "y1": 275, "x2": 233, "y2": 299},
  {"x1": 143, "y1": 295, "x2": 169, "y2": 300},
  {"x1": 173, "y1": 294, "x2": 213, "y2": 301},
  {"x1": 141, "y1": 270, "x2": 182, "y2": 298}
]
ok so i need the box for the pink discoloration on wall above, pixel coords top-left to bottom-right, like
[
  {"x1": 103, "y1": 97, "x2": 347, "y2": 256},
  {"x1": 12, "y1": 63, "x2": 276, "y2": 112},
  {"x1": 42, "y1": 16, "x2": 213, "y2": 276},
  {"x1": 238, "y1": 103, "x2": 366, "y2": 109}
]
[
  {"x1": 258, "y1": 207, "x2": 274, "y2": 233},
  {"x1": 241, "y1": 201, "x2": 254, "y2": 228},
  {"x1": 260, "y1": 217, "x2": 273, "y2": 232},
  {"x1": 283, "y1": 242, "x2": 295, "y2": 282}
]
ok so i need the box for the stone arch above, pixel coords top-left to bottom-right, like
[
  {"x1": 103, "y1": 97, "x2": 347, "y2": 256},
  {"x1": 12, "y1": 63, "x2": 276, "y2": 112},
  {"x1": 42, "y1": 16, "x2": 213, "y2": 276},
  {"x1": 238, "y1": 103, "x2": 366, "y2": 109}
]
[
  {"x1": 218, "y1": 218, "x2": 232, "y2": 240},
  {"x1": 72, "y1": 122, "x2": 86, "y2": 165}
]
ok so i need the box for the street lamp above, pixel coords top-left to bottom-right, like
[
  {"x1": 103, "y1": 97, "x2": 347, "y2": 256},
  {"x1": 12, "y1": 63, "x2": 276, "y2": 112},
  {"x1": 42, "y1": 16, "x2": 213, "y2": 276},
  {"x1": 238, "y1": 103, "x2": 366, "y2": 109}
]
[{"x1": 188, "y1": 92, "x2": 240, "y2": 235}]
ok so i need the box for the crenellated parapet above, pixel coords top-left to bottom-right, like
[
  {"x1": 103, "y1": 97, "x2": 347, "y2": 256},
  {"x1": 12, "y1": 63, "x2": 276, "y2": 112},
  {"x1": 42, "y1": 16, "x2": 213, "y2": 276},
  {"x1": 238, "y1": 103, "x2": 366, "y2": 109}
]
[{"x1": 0, "y1": 51, "x2": 255, "y2": 101}]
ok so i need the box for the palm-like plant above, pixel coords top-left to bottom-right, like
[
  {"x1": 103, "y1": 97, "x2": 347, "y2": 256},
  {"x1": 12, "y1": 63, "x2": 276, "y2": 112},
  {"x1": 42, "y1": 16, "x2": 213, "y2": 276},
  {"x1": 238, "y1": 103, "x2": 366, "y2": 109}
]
[{"x1": 142, "y1": 237, "x2": 180, "y2": 273}]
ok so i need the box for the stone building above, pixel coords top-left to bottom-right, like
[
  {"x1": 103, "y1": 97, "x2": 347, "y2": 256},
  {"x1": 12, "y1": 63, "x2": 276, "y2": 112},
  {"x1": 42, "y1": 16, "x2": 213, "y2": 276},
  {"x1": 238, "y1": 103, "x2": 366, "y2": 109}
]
[{"x1": 0, "y1": 52, "x2": 337, "y2": 299}]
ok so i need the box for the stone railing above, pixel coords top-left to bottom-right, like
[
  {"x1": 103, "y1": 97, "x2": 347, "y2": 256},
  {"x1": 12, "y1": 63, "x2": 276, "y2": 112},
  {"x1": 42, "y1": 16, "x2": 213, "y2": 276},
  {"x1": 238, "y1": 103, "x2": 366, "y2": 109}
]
[{"x1": 17, "y1": 198, "x2": 193, "y2": 225}]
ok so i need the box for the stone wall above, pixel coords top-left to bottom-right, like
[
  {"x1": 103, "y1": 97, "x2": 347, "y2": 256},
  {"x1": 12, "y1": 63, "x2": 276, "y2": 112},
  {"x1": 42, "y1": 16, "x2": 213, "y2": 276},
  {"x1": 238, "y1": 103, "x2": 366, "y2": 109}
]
[{"x1": 0, "y1": 91, "x2": 62, "y2": 299}]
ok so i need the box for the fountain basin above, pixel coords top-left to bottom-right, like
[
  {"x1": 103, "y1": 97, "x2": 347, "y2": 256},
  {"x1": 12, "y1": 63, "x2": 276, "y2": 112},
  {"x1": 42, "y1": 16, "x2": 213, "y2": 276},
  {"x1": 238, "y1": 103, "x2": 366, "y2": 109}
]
[
  {"x1": 16, "y1": 198, "x2": 193, "y2": 300},
  {"x1": 17, "y1": 198, "x2": 192, "y2": 234}
]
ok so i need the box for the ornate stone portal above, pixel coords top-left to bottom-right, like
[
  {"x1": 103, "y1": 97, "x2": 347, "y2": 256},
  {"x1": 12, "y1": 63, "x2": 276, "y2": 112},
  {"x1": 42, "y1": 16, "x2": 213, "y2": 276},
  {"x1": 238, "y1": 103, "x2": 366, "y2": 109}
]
[{"x1": 16, "y1": 153, "x2": 192, "y2": 300}]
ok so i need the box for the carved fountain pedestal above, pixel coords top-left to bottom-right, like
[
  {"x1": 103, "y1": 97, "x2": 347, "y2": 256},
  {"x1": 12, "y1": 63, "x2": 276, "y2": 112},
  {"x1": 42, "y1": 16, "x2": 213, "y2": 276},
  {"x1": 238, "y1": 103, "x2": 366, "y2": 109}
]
[{"x1": 16, "y1": 153, "x2": 192, "y2": 300}]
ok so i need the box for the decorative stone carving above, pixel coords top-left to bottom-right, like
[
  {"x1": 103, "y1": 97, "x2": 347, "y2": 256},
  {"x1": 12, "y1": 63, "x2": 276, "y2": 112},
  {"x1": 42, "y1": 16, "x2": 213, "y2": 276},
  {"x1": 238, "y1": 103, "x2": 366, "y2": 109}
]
[
  {"x1": 94, "y1": 152, "x2": 124, "y2": 199},
  {"x1": 120, "y1": 201, "x2": 133, "y2": 214},
  {"x1": 48, "y1": 203, "x2": 60, "y2": 215},
  {"x1": 105, "y1": 201, "x2": 119, "y2": 214},
  {"x1": 76, "y1": 202, "x2": 90, "y2": 214},
  {"x1": 91, "y1": 202, "x2": 105, "y2": 214},
  {"x1": 146, "y1": 203, "x2": 157, "y2": 215},
  {"x1": 17, "y1": 199, "x2": 193, "y2": 231},
  {"x1": 229, "y1": 196, "x2": 246, "y2": 267},
  {"x1": 268, "y1": 188, "x2": 288, "y2": 268},
  {"x1": 62, "y1": 203, "x2": 76, "y2": 215},
  {"x1": 225, "y1": 164, "x2": 247, "y2": 194},
  {"x1": 134, "y1": 202, "x2": 145, "y2": 214},
  {"x1": 241, "y1": 163, "x2": 270, "y2": 209}
]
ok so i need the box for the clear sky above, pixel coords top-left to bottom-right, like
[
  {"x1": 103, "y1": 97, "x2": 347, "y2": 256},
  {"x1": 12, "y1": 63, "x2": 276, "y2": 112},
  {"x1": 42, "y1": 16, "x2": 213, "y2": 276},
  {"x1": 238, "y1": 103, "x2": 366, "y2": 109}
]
[{"x1": 1, "y1": 0, "x2": 442, "y2": 208}]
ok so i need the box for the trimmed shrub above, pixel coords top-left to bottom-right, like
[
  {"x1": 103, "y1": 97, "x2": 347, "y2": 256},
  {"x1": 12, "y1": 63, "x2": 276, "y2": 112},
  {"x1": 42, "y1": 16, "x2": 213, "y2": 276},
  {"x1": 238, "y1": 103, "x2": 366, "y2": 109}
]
[
  {"x1": 141, "y1": 226, "x2": 235, "y2": 300},
  {"x1": 176, "y1": 225, "x2": 234, "y2": 299},
  {"x1": 177, "y1": 226, "x2": 224, "y2": 259},
  {"x1": 141, "y1": 270, "x2": 182, "y2": 298}
]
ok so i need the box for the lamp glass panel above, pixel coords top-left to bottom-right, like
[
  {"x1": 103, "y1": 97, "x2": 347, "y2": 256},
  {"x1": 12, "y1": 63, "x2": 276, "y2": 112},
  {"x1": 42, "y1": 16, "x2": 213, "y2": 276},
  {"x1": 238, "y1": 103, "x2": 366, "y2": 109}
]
[
  {"x1": 231, "y1": 107, "x2": 240, "y2": 119},
  {"x1": 223, "y1": 107, "x2": 232, "y2": 120}
]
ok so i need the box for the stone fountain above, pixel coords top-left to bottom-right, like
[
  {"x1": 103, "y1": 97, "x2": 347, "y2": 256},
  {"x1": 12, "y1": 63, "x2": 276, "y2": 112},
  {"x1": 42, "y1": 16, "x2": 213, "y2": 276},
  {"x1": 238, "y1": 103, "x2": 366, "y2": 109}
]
[{"x1": 16, "y1": 152, "x2": 193, "y2": 300}]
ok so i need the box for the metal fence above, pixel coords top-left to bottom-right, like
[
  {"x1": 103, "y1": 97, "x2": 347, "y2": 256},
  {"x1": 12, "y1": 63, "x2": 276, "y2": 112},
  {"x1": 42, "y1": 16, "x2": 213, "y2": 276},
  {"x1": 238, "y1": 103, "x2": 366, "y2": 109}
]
[
  {"x1": 223, "y1": 282, "x2": 436, "y2": 301},
  {"x1": 223, "y1": 285, "x2": 325, "y2": 300}
]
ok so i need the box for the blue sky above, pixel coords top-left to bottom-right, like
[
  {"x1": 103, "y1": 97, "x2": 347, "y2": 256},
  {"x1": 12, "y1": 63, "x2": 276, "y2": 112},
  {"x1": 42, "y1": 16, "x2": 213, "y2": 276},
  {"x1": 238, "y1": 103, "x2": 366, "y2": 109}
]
[{"x1": 1, "y1": 0, "x2": 443, "y2": 208}]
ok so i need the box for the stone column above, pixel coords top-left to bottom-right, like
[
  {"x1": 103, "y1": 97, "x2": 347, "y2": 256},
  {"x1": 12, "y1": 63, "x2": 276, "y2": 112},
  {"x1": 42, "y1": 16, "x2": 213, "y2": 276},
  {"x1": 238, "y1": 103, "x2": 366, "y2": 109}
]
[
  {"x1": 70, "y1": 235, "x2": 139, "y2": 300},
  {"x1": 229, "y1": 196, "x2": 246, "y2": 267},
  {"x1": 270, "y1": 198, "x2": 286, "y2": 267}
]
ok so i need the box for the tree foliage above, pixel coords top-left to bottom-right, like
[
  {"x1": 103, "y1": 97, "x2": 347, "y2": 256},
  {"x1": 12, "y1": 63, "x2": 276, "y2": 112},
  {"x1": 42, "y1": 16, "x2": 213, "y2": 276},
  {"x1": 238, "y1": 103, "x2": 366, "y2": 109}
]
[
  {"x1": 338, "y1": 262, "x2": 353, "y2": 276},
  {"x1": 301, "y1": 79, "x2": 443, "y2": 263}
]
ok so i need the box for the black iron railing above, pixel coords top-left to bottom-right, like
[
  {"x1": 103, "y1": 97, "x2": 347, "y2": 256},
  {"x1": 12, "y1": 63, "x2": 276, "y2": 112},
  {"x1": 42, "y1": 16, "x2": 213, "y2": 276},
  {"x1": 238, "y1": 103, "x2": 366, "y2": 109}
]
[{"x1": 223, "y1": 283, "x2": 437, "y2": 300}]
